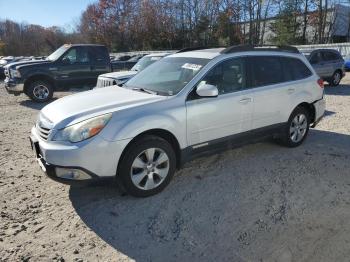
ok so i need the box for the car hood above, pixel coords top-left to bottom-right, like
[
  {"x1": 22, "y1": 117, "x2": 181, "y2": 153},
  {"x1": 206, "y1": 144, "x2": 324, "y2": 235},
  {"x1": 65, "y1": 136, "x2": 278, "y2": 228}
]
[
  {"x1": 6, "y1": 60, "x2": 50, "y2": 69},
  {"x1": 40, "y1": 86, "x2": 166, "y2": 129},
  {"x1": 99, "y1": 70, "x2": 137, "y2": 80}
]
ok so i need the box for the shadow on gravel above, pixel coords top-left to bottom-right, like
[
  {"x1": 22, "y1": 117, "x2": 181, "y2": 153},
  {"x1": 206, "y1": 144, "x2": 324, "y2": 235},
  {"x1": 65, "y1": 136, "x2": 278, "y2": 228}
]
[
  {"x1": 19, "y1": 98, "x2": 57, "y2": 110},
  {"x1": 69, "y1": 129, "x2": 350, "y2": 261},
  {"x1": 325, "y1": 84, "x2": 350, "y2": 96}
]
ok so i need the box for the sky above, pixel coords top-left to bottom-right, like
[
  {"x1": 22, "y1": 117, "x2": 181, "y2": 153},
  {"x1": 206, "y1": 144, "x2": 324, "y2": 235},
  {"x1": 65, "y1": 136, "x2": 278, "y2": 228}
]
[{"x1": 0, "y1": 0, "x2": 97, "y2": 30}]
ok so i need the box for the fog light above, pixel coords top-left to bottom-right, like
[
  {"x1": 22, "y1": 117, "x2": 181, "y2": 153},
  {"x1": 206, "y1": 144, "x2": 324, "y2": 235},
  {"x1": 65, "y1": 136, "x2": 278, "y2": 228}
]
[{"x1": 55, "y1": 167, "x2": 91, "y2": 180}]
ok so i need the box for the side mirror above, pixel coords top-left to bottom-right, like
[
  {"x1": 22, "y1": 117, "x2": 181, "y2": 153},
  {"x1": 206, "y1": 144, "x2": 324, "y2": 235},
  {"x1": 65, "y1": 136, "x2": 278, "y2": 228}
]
[{"x1": 196, "y1": 83, "x2": 218, "y2": 97}]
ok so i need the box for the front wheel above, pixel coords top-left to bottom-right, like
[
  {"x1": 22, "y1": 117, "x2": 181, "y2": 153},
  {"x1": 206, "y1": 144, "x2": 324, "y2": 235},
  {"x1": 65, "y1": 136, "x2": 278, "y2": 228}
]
[
  {"x1": 118, "y1": 135, "x2": 176, "y2": 197},
  {"x1": 280, "y1": 107, "x2": 310, "y2": 147},
  {"x1": 27, "y1": 80, "x2": 54, "y2": 102}
]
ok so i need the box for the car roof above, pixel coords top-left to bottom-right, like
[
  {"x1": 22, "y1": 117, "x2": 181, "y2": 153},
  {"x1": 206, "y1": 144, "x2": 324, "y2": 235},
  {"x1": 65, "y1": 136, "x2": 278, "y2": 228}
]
[
  {"x1": 144, "y1": 52, "x2": 171, "y2": 58},
  {"x1": 170, "y1": 48, "x2": 225, "y2": 59}
]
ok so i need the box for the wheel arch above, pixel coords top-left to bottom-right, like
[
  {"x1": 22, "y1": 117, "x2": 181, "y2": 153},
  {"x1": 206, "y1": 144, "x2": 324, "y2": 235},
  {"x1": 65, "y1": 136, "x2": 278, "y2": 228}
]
[
  {"x1": 24, "y1": 74, "x2": 55, "y2": 95},
  {"x1": 295, "y1": 102, "x2": 316, "y2": 123},
  {"x1": 117, "y1": 128, "x2": 182, "y2": 173}
]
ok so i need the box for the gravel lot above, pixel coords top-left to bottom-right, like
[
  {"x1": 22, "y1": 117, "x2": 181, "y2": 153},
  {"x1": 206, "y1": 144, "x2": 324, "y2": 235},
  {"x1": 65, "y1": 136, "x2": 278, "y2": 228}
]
[{"x1": 0, "y1": 76, "x2": 350, "y2": 262}]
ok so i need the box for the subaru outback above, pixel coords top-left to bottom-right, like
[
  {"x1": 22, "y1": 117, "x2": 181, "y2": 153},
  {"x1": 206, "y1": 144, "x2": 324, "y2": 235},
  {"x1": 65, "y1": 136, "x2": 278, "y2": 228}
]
[{"x1": 30, "y1": 45, "x2": 325, "y2": 197}]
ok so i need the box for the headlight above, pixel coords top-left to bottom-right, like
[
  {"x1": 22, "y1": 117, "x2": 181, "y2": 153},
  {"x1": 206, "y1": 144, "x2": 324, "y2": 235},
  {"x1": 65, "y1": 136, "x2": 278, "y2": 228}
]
[
  {"x1": 53, "y1": 113, "x2": 112, "y2": 143},
  {"x1": 10, "y1": 68, "x2": 21, "y2": 78}
]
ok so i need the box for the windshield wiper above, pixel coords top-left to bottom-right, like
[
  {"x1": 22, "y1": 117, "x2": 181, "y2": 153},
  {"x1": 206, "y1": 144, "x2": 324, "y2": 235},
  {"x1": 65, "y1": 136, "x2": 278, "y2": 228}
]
[{"x1": 132, "y1": 87, "x2": 158, "y2": 95}]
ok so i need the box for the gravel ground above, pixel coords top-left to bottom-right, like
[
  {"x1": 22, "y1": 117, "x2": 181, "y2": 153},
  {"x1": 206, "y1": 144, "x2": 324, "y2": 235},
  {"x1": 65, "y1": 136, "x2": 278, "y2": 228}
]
[{"x1": 0, "y1": 76, "x2": 350, "y2": 262}]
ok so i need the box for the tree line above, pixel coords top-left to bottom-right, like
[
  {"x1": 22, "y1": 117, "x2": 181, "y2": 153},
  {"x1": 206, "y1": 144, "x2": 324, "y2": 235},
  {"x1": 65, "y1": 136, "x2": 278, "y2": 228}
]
[{"x1": 0, "y1": 0, "x2": 342, "y2": 56}]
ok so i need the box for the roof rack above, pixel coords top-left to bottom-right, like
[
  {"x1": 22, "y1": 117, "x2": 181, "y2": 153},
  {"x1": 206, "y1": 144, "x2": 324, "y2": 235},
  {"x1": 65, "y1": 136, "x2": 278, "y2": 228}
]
[
  {"x1": 220, "y1": 44, "x2": 299, "y2": 54},
  {"x1": 176, "y1": 47, "x2": 209, "y2": 53}
]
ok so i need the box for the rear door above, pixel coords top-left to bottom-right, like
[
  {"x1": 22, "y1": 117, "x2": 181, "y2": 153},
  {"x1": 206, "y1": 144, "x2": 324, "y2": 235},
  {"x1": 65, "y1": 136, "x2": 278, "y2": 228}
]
[
  {"x1": 250, "y1": 56, "x2": 313, "y2": 129},
  {"x1": 248, "y1": 56, "x2": 293, "y2": 129},
  {"x1": 89, "y1": 46, "x2": 110, "y2": 84},
  {"x1": 186, "y1": 57, "x2": 254, "y2": 146},
  {"x1": 309, "y1": 51, "x2": 331, "y2": 78}
]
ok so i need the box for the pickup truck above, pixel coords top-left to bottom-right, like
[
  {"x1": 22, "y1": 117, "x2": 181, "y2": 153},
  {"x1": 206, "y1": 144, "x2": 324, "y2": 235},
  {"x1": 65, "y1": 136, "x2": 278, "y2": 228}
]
[{"x1": 4, "y1": 44, "x2": 111, "y2": 102}]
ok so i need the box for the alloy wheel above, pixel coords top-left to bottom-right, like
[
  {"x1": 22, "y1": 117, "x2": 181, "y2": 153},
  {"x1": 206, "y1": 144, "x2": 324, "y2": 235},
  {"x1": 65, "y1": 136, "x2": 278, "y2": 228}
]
[
  {"x1": 290, "y1": 113, "x2": 307, "y2": 143},
  {"x1": 33, "y1": 85, "x2": 49, "y2": 100},
  {"x1": 130, "y1": 147, "x2": 170, "y2": 190}
]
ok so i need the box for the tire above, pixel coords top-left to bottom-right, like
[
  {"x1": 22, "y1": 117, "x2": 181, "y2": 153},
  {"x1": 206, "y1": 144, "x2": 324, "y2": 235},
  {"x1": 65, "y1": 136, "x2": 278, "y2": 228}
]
[
  {"x1": 279, "y1": 106, "x2": 310, "y2": 147},
  {"x1": 330, "y1": 70, "x2": 342, "y2": 86},
  {"x1": 27, "y1": 80, "x2": 54, "y2": 102},
  {"x1": 118, "y1": 135, "x2": 176, "y2": 197}
]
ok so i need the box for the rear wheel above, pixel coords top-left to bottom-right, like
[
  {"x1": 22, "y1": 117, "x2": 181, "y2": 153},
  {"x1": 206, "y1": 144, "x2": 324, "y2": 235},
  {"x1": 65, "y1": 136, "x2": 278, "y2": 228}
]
[
  {"x1": 118, "y1": 135, "x2": 176, "y2": 197},
  {"x1": 280, "y1": 107, "x2": 310, "y2": 147},
  {"x1": 330, "y1": 70, "x2": 342, "y2": 86},
  {"x1": 27, "y1": 80, "x2": 53, "y2": 102}
]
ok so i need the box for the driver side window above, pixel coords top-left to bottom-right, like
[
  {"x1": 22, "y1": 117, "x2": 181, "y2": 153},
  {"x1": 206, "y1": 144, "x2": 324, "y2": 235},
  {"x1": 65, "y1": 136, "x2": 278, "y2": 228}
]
[
  {"x1": 62, "y1": 47, "x2": 90, "y2": 64},
  {"x1": 198, "y1": 58, "x2": 245, "y2": 95}
]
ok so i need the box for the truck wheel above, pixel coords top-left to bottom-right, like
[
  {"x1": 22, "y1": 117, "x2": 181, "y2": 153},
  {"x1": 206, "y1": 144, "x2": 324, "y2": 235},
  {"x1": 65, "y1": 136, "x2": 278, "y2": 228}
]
[
  {"x1": 118, "y1": 135, "x2": 176, "y2": 197},
  {"x1": 279, "y1": 106, "x2": 310, "y2": 147},
  {"x1": 330, "y1": 70, "x2": 342, "y2": 86},
  {"x1": 27, "y1": 80, "x2": 53, "y2": 102}
]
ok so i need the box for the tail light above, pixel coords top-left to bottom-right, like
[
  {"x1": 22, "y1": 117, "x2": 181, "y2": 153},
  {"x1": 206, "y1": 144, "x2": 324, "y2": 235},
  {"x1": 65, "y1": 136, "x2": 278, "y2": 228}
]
[{"x1": 317, "y1": 78, "x2": 324, "y2": 88}]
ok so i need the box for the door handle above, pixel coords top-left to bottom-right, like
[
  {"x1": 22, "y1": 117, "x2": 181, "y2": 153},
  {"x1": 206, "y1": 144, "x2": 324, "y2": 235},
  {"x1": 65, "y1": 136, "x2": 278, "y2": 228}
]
[
  {"x1": 239, "y1": 97, "x2": 252, "y2": 104},
  {"x1": 287, "y1": 88, "x2": 295, "y2": 94}
]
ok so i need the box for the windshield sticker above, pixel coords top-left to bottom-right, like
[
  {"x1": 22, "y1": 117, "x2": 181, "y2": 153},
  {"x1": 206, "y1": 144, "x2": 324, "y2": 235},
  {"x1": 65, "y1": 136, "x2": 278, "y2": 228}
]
[{"x1": 181, "y1": 63, "x2": 202, "y2": 71}]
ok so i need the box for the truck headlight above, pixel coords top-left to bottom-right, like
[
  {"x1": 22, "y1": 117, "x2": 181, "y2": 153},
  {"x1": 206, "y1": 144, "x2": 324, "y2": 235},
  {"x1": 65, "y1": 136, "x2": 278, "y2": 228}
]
[
  {"x1": 10, "y1": 68, "x2": 21, "y2": 78},
  {"x1": 53, "y1": 113, "x2": 112, "y2": 143}
]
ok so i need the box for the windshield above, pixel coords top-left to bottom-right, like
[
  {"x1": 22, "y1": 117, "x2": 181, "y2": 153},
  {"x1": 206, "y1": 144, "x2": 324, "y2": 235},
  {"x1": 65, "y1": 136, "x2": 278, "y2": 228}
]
[
  {"x1": 131, "y1": 56, "x2": 163, "y2": 72},
  {"x1": 125, "y1": 57, "x2": 209, "y2": 95},
  {"x1": 47, "y1": 45, "x2": 70, "y2": 61}
]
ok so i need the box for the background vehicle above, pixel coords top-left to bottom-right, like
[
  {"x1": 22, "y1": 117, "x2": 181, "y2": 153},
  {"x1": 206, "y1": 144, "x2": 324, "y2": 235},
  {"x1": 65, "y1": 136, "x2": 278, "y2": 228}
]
[
  {"x1": 111, "y1": 54, "x2": 146, "y2": 71},
  {"x1": 30, "y1": 45, "x2": 325, "y2": 197},
  {"x1": 96, "y1": 53, "x2": 170, "y2": 88},
  {"x1": 302, "y1": 49, "x2": 345, "y2": 86},
  {"x1": 4, "y1": 44, "x2": 110, "y2": 102}
]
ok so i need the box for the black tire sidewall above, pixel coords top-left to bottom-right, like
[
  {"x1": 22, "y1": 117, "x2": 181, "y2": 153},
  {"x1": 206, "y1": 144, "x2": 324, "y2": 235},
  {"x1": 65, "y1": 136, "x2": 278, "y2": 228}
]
[
  {"x1": 282, "y1": 107, "x2": 310, "y2": 147},
  {"x1": 118, "y1": 135, "x2": 176, "y2": 197},
  {"x1": 332, "y1": 71, "x2": 341, "y2": 86},
  {"x1": 27, "y1": 80, "x2": 53, "y2": 102}
]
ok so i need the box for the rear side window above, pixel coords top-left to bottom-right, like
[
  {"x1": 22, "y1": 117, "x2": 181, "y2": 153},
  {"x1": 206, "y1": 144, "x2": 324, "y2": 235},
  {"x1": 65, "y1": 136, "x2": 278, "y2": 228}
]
[
  {"x1": 281, "y1": 57, "x2": 312, "y2": 81},
  {"x1": 322, "y1": 51, "x2": 341, "y2": 61},
  {"x1": 250, "y1": 56, "x2": 282, "y2": 87},
  {"x1": 90, "y1": 46, "x2": 109, "y2": 64}
]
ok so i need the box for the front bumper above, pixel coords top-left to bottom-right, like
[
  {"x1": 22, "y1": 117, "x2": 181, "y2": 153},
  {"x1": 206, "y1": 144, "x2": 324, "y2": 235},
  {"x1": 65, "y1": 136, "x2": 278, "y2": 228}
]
[
  {"x1": 30, "y1": 126, "x2": 132, "y2": 183},
  {"x1": 4, "y1": 77, "x2": 24, "y2": 95}
]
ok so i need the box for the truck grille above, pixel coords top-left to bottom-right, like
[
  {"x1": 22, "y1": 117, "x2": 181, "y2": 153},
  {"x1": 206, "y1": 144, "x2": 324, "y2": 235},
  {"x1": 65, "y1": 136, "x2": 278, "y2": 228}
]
[
  {"x1": 96, "y1": 77, "x2": 117, "y2": 88},
  {"x1": 4, "y1": 68, "x2": 10, "y2": 78},
  {"x1": 36, "y1": 124, "x2": 52, "y2": 141}
]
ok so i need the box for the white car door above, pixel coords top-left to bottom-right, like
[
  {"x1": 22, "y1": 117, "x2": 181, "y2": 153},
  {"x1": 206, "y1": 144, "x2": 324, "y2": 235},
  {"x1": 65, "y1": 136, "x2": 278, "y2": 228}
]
[
  {"x1": 250, "y1": 55, "x2": 313, "y2": 129},
  {"x1": 186, "y1": 57, "x2": 254, "y2": 146}
]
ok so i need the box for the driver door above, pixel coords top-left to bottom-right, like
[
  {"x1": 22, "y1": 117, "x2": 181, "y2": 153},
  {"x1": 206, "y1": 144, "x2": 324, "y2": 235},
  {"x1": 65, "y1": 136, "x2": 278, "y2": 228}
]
[
  {"x1": 56, "y1": 47, "x2": 95, "y2": 89},
  {"x1": 186, "y1": 57, "x2": 254, "y2": 146}
]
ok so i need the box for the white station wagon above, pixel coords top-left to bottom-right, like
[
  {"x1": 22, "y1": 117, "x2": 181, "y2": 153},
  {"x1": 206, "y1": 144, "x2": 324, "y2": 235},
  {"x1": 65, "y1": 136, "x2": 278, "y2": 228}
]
[{"x1": 30, "y1": 45, "x2": 325, "y2": 197}]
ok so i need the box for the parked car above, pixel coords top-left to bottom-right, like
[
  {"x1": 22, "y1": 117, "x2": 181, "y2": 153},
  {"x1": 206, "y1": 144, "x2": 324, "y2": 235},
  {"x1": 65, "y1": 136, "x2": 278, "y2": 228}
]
[
  {"x1": 343, "y1": 55, "x2": 350, "y2": 71},
  {"x1": 4, "y1": 44, "x2": 110, "y2": 102},
  {"x1": 95, "y1": 53, "x2": 170, "y2": 88},
  {"x1": 301, "y1": 49, "x2": 345, "y2": 86},
  {"x1": 30, "y1": 45, "x2": 325, "y2": 197},
  {"x1": 111, "y1": 54, "x2": 146, "y2": 71},
  {"x1": 0, "y1": 56, "x2": 15, "y2": 78}
]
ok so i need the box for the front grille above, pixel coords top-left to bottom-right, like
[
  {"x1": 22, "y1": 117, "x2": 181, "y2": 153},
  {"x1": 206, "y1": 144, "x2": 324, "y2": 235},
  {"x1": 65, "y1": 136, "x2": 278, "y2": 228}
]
[
  {"x1": 96, "y1": 77, "x2": 117, "y2": 88},
  {"x1": 4, "y1": 68, "x2": 10, "y2": 78},
  {"x1": 36, "y1": 124, "x2": 52, "y2": 141}
]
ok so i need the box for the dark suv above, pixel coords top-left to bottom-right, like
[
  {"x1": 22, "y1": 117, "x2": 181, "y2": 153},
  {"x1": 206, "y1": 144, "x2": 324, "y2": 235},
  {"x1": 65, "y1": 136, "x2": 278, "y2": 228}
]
[
  {"x1": 302, "y1": 49, "x2": 345, "y2": 86},
  {"x1": 4, "y1": 44, "x2": 111, "y2": 102}
]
